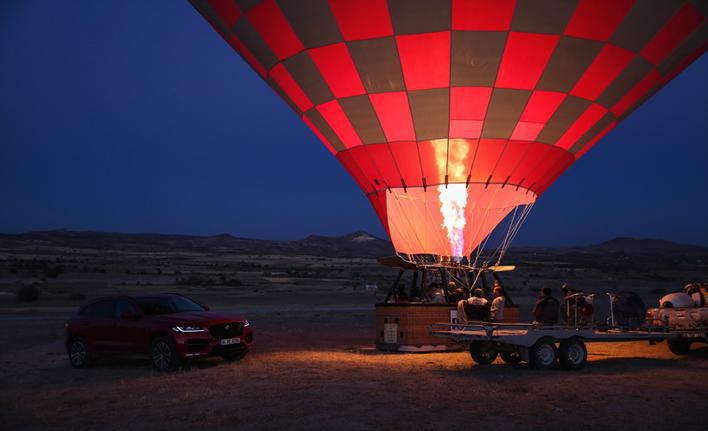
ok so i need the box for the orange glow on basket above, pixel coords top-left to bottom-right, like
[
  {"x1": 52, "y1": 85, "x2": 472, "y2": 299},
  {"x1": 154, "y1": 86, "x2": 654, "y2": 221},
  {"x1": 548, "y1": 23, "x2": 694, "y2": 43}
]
[{"x1": 386, "y1": 184, "x2": 536, "y2": 257}]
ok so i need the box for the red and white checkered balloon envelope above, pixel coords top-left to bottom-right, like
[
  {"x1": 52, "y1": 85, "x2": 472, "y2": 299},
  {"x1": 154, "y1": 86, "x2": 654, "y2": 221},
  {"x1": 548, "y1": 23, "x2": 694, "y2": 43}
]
[{"x1": 191, "y1": 0, "x2": 706, "y2": 264}]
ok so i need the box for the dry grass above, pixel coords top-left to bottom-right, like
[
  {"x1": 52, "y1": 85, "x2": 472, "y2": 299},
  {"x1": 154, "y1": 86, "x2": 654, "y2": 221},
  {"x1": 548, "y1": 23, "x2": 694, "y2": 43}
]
[
  {"x1": 1, "y1": 310, "x2": 707, "y2": 431},
  {"x1": 1, "y1": 245, "x2": 707, "y2": 430}
]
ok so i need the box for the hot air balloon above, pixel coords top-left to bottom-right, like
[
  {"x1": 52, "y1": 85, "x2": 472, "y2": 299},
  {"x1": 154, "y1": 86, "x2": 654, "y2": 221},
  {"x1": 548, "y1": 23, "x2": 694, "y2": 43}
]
[{"x1": 190, "y1": 0, "x2": 707, "y2": 268}]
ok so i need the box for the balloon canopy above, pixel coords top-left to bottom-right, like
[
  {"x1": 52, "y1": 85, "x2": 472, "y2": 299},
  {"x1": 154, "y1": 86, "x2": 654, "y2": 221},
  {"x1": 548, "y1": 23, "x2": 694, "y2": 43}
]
[{"x1": 191, "y1": 0, "x2": 706, "y2": 262}]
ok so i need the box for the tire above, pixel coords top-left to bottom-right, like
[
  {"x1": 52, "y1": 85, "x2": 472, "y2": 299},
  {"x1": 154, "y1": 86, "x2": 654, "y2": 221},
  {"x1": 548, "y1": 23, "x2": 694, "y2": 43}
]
[
  {"x1": 221, "y1": 351, "x2": 248, "y2": 362},
  {"x1": 68, "y1": 337, "x2": 91, "y2": 368},
  {"x1": 667, "y1": 340, "x2": 691, "y2": 355},
  {"x1": 151, "y1": 336, "x2": 181, "y2": 372},
  {"x1": 558, "y1": 338, "x2": 587, "y2": 370},
  {"x1": 499, "y1": 350, "x2": 522, "y2": 364},
  {"x1": 469, "y1": 341, "x2": 498, "y2": 365},
  {"x1": 529, "y1": 338, "x2": 557, "y2": 370}
]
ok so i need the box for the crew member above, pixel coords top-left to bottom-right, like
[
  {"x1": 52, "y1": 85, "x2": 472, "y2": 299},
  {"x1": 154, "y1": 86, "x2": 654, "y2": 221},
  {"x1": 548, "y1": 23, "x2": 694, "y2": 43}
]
[
  {"x1": 464, "y1": 288, "x2": 489, "y2": 321},
  {"x1": 532, "y1": 287, "x2": 559, "y2": 325},
  {"x1": 385, "y1": 283, "x2": 409, "y2": 303},
  {"x1": 448, "y1": 281, "x2": 465, "y2": 302},
  {"x1": 429, "y1": 282, "x2": 446, "y2": 304},
  {"x1": 490, "y1": 286, "x2": 505, "y2": 322},
  {"x1": 685, "y1": 283, "x2": 706, "y2": 307},
  {"x1": 561, "y1": 283, "x2": 593, "y2": 326}
]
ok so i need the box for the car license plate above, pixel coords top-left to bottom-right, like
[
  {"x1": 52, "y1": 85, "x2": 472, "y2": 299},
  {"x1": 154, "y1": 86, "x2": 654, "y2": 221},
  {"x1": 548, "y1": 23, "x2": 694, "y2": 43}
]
[{"x1": 220, "y1": 337, "x2": 240, "y2": 346}]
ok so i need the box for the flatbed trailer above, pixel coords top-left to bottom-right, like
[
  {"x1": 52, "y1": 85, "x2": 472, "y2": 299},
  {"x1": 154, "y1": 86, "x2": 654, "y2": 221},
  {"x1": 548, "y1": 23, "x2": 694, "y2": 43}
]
[{"x1": 429, "y1": 321, "x2": 708, "y2": 370}]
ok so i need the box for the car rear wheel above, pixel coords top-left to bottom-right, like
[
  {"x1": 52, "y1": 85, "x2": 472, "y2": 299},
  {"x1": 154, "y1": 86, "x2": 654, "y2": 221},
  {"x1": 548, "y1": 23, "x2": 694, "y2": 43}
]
[
  {"x1": 667, "y1": 340, "x2": 691, "y2": 355},
  {"x1": 151, "y1": 337, "x2": 180, "y2": 371},
  {"x1": 558, "y1": 338, "x2": 587, "y2": 370},
  {"x1": 469, "y1": 341, "x2": 498, "y2": 365},
  {"x1": 68, "y1": 337, "x2": 91, "y2": 368},
  {"x1": 530, "y1": 338, "x2": 557, "y2": 370},
  {"x1": 221, "y1": 351, "x2": 248, "y2": 362}
]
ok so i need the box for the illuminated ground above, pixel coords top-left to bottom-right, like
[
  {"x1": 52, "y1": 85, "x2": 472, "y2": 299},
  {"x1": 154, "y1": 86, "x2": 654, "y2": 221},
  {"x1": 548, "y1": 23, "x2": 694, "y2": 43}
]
[{"x1": 1, "y1": 306, "x2": 706, "y2": 431}]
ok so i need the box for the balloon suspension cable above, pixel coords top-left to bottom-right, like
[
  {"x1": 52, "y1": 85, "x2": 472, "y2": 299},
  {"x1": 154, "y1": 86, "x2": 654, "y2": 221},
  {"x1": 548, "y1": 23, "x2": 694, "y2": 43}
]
[
  {"x1": 394, "y1": 201, "x2": 534, "y2": 272},
  {"x1": 496, "y1": 201, "x2": 535, "y2": 265},
  {"x1": 470, "y1": 200, "x2": 535, "y2": 270}
]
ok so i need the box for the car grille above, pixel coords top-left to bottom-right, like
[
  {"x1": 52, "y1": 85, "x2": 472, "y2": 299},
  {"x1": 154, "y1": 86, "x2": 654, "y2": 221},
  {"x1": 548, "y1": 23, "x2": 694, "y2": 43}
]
[{"x1": 210, "y1": 322, "x2": 243, "y2": 339}]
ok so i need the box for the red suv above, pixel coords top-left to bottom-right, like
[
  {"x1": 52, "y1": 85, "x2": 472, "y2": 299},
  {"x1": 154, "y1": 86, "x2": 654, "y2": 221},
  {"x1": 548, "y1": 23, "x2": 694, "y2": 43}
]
[{"x1": 65, "y1": 293, "x2": 253, "y2": 371}]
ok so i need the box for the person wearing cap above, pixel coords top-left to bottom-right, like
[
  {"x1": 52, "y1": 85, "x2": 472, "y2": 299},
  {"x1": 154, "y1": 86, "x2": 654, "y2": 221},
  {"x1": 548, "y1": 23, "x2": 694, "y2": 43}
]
[
  {"x1": 490, "y1": 286, "x2": 505, "y2": 322},
  {"x1": 533, "y1": 286, "x2": 560, "y2": 325}
]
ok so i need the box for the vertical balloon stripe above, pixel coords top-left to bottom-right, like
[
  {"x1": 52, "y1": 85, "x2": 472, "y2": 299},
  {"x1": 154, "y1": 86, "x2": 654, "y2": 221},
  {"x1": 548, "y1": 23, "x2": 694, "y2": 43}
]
[
  {"x1": 496, "y1": 32, "x2": 560, "y2": 90},
  {"x1": 246, "y1": 0, "x2": 303, "y2": 60},
  {"x1": 328, "y1": 0, "x2": 393, "y2": 41},
  {"x1": 564, "y1": 0, "x2": 635, "y2": 42},
  {"x1": 452, "y1": 0, "x2": 515, "y2": 31}
]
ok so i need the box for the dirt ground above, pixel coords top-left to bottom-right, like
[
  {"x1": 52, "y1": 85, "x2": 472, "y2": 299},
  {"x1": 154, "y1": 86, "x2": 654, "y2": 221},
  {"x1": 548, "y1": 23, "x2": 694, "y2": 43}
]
[{"x1": 1, "y1": 294, "x2": 707, "y2": 431}]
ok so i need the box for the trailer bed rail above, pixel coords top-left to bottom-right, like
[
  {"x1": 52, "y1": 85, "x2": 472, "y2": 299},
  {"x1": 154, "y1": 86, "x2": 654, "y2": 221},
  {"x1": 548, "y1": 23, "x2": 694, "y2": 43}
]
[{"x1": 428, "y1": 321, "x2": 707, "y2": 370}]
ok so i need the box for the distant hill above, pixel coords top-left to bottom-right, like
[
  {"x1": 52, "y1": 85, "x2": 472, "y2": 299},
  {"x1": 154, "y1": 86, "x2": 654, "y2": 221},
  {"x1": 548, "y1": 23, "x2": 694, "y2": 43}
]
[
  {"x1": 0, "y1": 229, "x2": 394, "y2": 258},
  {"x1": 1, "y1": 230, "x2": 706, "y2": 259},
  {"x1": 578, "y1": 237, "x2": 708, "y2": 256}
]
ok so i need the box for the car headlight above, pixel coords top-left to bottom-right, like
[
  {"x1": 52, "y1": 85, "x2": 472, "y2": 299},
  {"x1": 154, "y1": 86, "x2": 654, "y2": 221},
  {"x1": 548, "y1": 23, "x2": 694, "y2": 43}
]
[
  {"x1": 172, "y1": 325, "x2": 206, "y2": 333},
  {"x1": 243, "y1": 320, "x2": 250, "y2": 327}
]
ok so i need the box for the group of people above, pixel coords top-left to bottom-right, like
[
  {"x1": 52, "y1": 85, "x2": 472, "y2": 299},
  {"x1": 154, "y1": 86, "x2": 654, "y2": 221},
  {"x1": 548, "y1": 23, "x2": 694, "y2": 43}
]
[
  {"x1": 456, "y1": 281, "x2": 508, "y2": 323},
  {"x1": 385, "y1": 277, "x2": 594, "y2": 327},
  {"x1": 384, "y1": 279, "x2": 471, "y2": 304},
  {"x1": 456, "y1": 284, "x2": 582, "y2": 326}
]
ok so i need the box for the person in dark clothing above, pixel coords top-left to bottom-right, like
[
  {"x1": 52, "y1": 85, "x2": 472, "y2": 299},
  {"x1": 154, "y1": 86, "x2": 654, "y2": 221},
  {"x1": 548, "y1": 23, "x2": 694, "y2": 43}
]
[
  {"x1": 533, "y1": 287, "x2": 559, "y2": 325},
  {"x1": 385, "y1": 283, "x2": 409, "y2": 303},
  {"x1": 561, "y1": 284, "x2": 593, "y2": 326},
  {"x1": 463, "y1": 288, "x2": 489, "y2": 321},
  {"x1": 448, "y1": 282, "x2": 468, "y2": 303},
  {"x1": 685, "y1": 283, "x2": 706, "y2": 307},
  {"x1": 610, "y1": 291, "x2": 645, "y2": 327}
]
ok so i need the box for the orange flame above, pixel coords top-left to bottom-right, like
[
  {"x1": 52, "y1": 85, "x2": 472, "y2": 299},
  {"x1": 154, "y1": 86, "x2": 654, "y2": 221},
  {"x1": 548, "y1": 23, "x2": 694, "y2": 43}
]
[{"x1": 433, "y1": 140, "x2": 470, "y2": 257}]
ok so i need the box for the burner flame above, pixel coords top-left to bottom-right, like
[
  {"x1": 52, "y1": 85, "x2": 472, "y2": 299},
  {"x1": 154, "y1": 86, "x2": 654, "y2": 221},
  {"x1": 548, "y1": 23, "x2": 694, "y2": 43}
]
[
  {"x1": 438, "y1": 183, "x2": 468, "y2": 257},
  {"x1": 433, "y1": 140, "x2": 470, "y2": 258}
]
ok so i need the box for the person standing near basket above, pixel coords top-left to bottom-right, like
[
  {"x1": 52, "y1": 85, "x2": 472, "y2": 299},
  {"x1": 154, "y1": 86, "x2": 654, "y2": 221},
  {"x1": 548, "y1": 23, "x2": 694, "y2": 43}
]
[{"x1": 490, "y1": 285, "x2": 505, "y2": 322}]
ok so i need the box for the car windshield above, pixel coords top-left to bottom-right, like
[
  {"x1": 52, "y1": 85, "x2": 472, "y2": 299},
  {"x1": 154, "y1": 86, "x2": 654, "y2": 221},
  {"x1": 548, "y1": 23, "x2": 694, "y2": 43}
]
[{"x1": 137, "y1": 296, "x2": 205, "y2": 315}]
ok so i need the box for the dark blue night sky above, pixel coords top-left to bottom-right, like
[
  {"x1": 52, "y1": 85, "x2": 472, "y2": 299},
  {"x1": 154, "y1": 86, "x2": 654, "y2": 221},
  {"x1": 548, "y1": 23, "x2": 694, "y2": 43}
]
[{"x1": 1, "y1": 1, "x2": 707, "y2": 246}]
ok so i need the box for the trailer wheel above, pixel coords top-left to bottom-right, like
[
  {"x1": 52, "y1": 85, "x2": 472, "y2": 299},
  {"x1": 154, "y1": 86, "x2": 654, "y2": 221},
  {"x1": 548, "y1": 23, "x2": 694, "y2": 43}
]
[
  {"x1": 530, "y1": 338, "x2": 557, "y2": 370},
  {"x1": 667, "y1": 340, "x2": 691, "y2": 355},
  {"x1": 499, "y1": 351, "x2": 522, "y2": 364},
  {"x1": 469, "y1": 342, "x2": 498, "y2": 365},
  {"x1": 558, "y1": 338, "x2": 587, "y2": 370}
]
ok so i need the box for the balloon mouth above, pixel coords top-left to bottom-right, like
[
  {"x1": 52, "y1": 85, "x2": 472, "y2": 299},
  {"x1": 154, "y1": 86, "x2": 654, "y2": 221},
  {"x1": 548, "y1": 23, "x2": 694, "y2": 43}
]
[{"x1": 385, "y1": 183, "x2": 537, "y2": 259}]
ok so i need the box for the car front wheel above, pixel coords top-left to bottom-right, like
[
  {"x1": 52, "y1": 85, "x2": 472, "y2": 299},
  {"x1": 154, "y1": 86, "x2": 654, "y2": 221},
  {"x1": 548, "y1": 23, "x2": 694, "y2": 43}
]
[
  {"x1": 151, "y1": 336, "x2": 180, "y2": 371},
  {"x1": 68, "y1": 337, "x2": 91, "y2": 368}
]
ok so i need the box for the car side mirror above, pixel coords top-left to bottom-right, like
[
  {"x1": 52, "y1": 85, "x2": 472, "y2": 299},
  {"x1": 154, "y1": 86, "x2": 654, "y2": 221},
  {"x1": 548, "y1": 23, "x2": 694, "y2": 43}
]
[
  {"x1": 121, "y1": 310, "x2": 138, "y2": 320},
  {"x1": 202, "y1": 304, "x2": 210, "y2": 311}
]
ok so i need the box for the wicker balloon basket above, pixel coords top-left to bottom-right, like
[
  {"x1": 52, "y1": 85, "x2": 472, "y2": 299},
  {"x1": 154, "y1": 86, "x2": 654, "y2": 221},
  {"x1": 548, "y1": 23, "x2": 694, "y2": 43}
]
[{"x1": 375, "y1": 303, "x2": 520, "y2": 352}]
